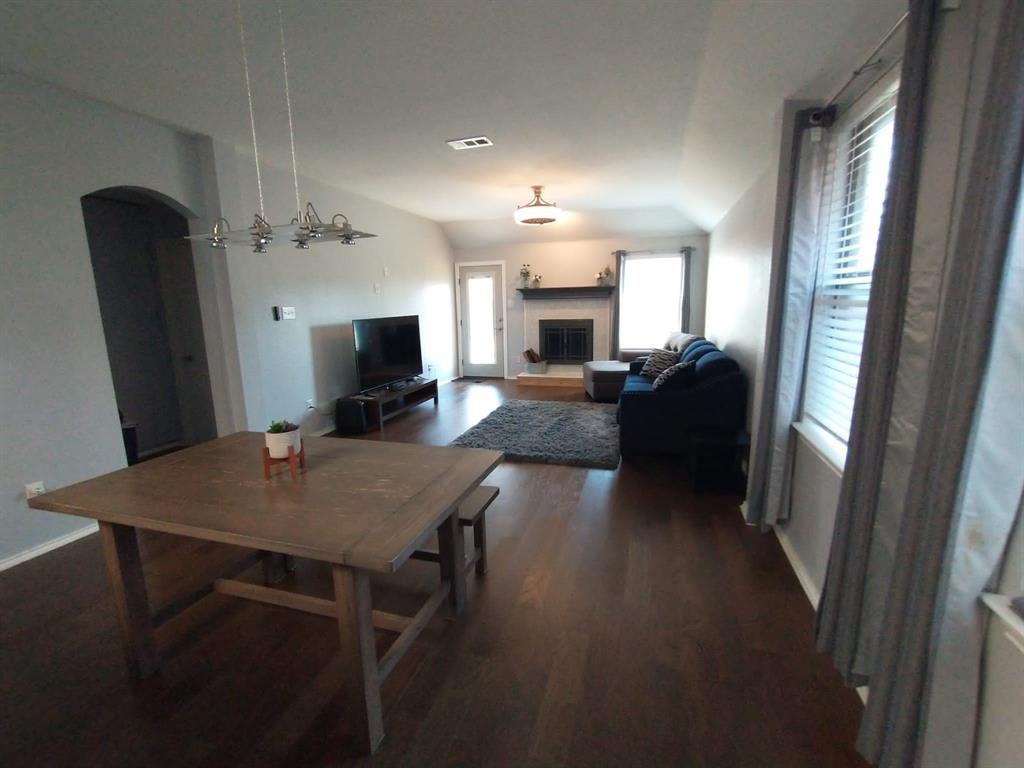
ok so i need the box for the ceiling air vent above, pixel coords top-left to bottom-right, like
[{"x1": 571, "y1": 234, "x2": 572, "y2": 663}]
[{"x1": 446, "y1": 136, "x2": 493, "y2": 150}]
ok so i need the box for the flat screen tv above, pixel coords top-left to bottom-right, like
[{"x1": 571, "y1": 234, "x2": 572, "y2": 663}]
[{"x1": 352, "y1": 315, "x2": 423, "y2": 392}]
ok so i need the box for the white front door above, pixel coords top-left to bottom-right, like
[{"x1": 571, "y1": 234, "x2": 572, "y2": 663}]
[{"x1": 458, "y1": 264, "x2": 505, "y2": 378}]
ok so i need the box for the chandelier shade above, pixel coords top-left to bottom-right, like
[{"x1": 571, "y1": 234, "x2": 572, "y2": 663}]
[{"x1": 514, "y1": 185, "x2": 563, "y2": 226}]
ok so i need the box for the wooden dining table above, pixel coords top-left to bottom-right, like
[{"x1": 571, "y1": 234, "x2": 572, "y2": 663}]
[{"x1": 28, "y1": 431, "x2": 502, "y2": 754}]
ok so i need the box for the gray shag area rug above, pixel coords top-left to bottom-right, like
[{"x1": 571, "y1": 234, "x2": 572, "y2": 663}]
[{"x1": 450, "y1": 399, "x2": 620, "y2": 469}]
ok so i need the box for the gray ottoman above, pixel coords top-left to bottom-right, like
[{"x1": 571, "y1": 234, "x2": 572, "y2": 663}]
[{"x1": 583, "y1": 360, "x2": 631, "y2": 402}]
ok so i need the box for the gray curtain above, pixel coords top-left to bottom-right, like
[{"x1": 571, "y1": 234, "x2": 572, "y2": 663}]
[
  {"x1": 610, "y1": 249, "x2": 626, "y2": 358},
  {"x1": 857, "y1": 3, "x2": 1024, "y2": 765},
  {"x1": 680, "y1": 246, "x2": 693, "y2": 333},
  {"x1": 815, "y1": 0, "x2": 941, "y2": 682},
  {"x1": 743, "y1": 106, "x2": 832, "y2": 529}
]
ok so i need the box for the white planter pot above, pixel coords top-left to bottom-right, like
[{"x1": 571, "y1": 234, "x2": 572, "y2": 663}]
[{"x1": 265, "y1": 428, "x2": 302, "y2": 459}]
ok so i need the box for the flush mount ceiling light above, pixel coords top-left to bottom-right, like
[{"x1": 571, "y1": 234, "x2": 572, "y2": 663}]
[
  {"x1": 191, "y1": 0, "x2": 376, "y2": 253},
  {"x1": 513, "y1": 185, "x2": 563, "y2": 226}
]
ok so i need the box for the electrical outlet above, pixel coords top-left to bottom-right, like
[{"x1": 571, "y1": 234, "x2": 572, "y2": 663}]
[
  {"x1": 373, "y1": 283, "x2": 381, "y2": 295},
  {"x1": 383, "y1": 266, "x2": 390, "y2": 278},
  {"x1": 281, "y1": 306, "x2": 296, "y2": 320},
  {"x1": 306, "y1": 399, "x2": 315, "y2": 410},
  {"x1": 426, "y1": 364, "x2": 435, "y2": 374},
  {"x1": 25, "y1": 481, "x2": 45, "y2": 499}
]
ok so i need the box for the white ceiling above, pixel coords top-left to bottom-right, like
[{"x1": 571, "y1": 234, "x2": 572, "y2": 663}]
[{"x1": 0, "y1": 0, "x2": 904, "y2": 248}]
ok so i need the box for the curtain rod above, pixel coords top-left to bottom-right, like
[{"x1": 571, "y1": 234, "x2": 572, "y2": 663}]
[
  {"x1": 613, "y1": 247, "x2": 694, "y2": 257},
  {"x1": 826, "y1": 10, "x2": 908, "y2": 108}
]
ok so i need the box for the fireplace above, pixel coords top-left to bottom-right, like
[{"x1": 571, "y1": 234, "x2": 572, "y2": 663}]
[{"x1": 539, "y1": 319, "x2": 594, "y2": 364}]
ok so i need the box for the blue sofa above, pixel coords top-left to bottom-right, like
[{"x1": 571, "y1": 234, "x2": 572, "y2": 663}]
[{"x1": 618, "y1": 339, "x2": 747, "y2": 458}]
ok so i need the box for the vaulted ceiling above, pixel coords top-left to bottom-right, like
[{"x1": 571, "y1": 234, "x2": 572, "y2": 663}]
[{"x1": 1, "y1": 0, "x2": 903, "y2": 247}]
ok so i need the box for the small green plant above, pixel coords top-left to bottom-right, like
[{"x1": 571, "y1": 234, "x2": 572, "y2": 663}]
[
  {"x1": 267, "y1": 420, "x2": 298, "y2": 433},
  {"x1": 519, "y1": 263, "x2": 531, "y2": 279}
]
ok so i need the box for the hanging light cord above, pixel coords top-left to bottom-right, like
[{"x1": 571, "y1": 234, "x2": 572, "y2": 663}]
[
  {"x1": 277, "y1": 0, "x2": 302, "y2": 221},
  {"x1": 236, "y1": 0, "x2": 265, "y2": 219}
]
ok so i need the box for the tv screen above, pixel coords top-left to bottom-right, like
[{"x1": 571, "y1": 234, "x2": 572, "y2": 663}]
[{"x1": 352, "y1": 315, "x2": 423, "y2": 392}]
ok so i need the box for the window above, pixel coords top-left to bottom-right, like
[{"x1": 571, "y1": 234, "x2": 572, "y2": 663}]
[
  {"x1": 802, "y1": 91, "x2": 898, "y2": 442},
  {"x1": 618, "y1": 252, "x2": 686, "y2": 349}
]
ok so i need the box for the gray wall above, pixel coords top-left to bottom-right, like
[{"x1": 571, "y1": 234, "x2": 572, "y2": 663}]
[
  {"x1": 0, "y1": 73, "x2": 457, "y2": 567},
  {"x1": 0, "y1": 73, "x2": 209, "y2": 564},
  {"x1": 212, "y1": 147, "x2": 456, "y2": 434},
  {"x1": 704, "y1": 0, "x2": 1004, "y2": 617},
  {"x1": 453, "y1": 235, "x2": 708, "y2": 377}
]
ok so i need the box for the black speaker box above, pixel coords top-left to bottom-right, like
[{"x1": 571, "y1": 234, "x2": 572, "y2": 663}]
[{"x1": 335, "y1": 397, "x2": 370, "y2": 434}]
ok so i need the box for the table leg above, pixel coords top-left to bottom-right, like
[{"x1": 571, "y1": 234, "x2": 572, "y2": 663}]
[
  {"x1": 99, "y1": 522, "x2": 159, "y2": 679},
  {"x1": 331, "y1": 565, "x2": 384, "y2": 754},
  {"x1": 436, "y1": 509, "x2": 467, "y2": 615},
  {"x1": 261, "y1": 551, "x2": 288, "y2": 585}
]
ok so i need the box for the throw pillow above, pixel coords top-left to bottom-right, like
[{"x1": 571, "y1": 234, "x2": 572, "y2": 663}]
[
  {"x1": 639, "y1": 348, "x2": 680, "y2": 379},
  {"x1": 629, "y1": 356, "x2": 649, "y2": 375},
  {"x1": 652, "y1": 360, "x2": 695, "y2": 391}
]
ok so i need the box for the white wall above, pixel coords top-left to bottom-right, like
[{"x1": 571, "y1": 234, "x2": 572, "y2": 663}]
[
  {"x1": 0, "y1": 73, "x2": 210, "y2": 565},
  {"x1": 704, "y1": 168, "x2": 777, "y2": 437},
  {"x1": 212, "y1": 147, "x2": 456, "y2": 435},
  {"x1": 453, "y1": 235, "x2": 708, "y2": 377}
]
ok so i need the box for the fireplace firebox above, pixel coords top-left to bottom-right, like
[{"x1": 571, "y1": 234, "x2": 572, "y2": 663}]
[{"x1": 539, "y1": 319, "x2": 594, "y2": 364}]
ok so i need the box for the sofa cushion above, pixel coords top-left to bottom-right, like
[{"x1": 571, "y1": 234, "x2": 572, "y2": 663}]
[
  {"x1": 639, "y1": 348, "x2": 680, "y2": 378},
  {"x1": 629, "y1": 356, "x2": 649, "y2": 375},
  {"x1": 652, "y1": 360, "x2": 695, "y2": 391},
  {"x1": 664, "y1": 332, "x2": 703, "y2": 353},
  {"x1": 693, "y1": 351, "x2": 740, "y2": 382},
  {"x1": 682, "y1": 341, "x2": 717, "y2": 364},
  {"x1": 621, "y1": 374, "x2": 655, "y2": 394}
]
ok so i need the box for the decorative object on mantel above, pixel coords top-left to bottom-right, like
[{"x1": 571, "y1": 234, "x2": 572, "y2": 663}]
[
  {"x1": 189, "y1": 0, "x2": 376, "y2": 253},
  {"x1": 263, "y1": 420, "x2": 305, "y2": 480},
  {"x1": 518, "y1": 264, "x2": 532, "y2": 289},
  {"x1": 517, "y1": 285, "x2": 616, "y2": 300},
  {"x1": 513, "y1": 185, "x2": 563, "y2": 226},
  {"x1": 522, "y1": 348, "x2": 547, "y2": 374},
  {"x1": 531, "y1": 275, "x2": 543, "y2": 288},
  {"x1": 595, "y1": 266, "x2": 614, "y2": 287}
]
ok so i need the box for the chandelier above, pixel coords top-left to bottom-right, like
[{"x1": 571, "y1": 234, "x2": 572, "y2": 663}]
[
  {"x1": 191, "y1": 0, "x2": 376, "y2": 253},
  {"x1": 513, "y1": 185, "x2": 563, "y2": 226}
]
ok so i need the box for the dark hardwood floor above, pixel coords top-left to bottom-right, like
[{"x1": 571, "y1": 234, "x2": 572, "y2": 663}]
[{"x1": 0, "y1": 380, "x2": 867, "y2": 767}]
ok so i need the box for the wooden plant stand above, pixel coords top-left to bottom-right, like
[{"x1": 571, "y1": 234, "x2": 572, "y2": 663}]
[{"x1": 263, "y1": 441, "x2": 306, "y2": 480}]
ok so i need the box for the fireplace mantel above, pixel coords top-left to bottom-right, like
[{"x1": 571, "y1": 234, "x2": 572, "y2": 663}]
[{"x1": 517, "y1": 286, "x2": 615, "y2": 300}]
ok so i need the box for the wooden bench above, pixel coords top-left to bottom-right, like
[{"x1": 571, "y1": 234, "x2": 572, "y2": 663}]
[{"x1": 410, "y1": 484, "x2": 498, "y2": 576}]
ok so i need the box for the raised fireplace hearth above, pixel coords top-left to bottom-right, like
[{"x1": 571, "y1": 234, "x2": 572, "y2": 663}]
[{"x1": 539, "y1": 319, "x2": 594, "y2": 364}]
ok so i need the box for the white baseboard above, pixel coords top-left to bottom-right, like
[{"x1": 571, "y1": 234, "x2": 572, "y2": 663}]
[
  {"x1": 775, "y1": 527, "x2": 821, "y2": 609},
  {"x1": 0, "y1": 521, "x2": 99, "y2": 572},
  {"x1": 774, "y1": 527, "x2": 869, "y2": 706}
]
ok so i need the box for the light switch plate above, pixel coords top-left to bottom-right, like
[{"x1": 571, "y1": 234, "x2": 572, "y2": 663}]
[{"x1": 282, "y1": 306, "x2": 296, "y2": 320}]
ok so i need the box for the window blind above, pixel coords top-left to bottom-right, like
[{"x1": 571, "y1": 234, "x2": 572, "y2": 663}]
[{"x1": 803, "y1": 93, "x2": 898, "y2": 442}]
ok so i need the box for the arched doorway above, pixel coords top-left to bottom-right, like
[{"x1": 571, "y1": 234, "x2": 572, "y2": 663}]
[{"x1": 81, "y1": 187, "x2": 217, "y2": 463}]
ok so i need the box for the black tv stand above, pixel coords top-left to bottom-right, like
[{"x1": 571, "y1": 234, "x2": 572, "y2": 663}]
[
  {"x1": 386, "y1": 377, "x2": 420, "y2": 392},
  {"x1": 351, "y1": 378, "x2": 438, "y2": 432}
]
